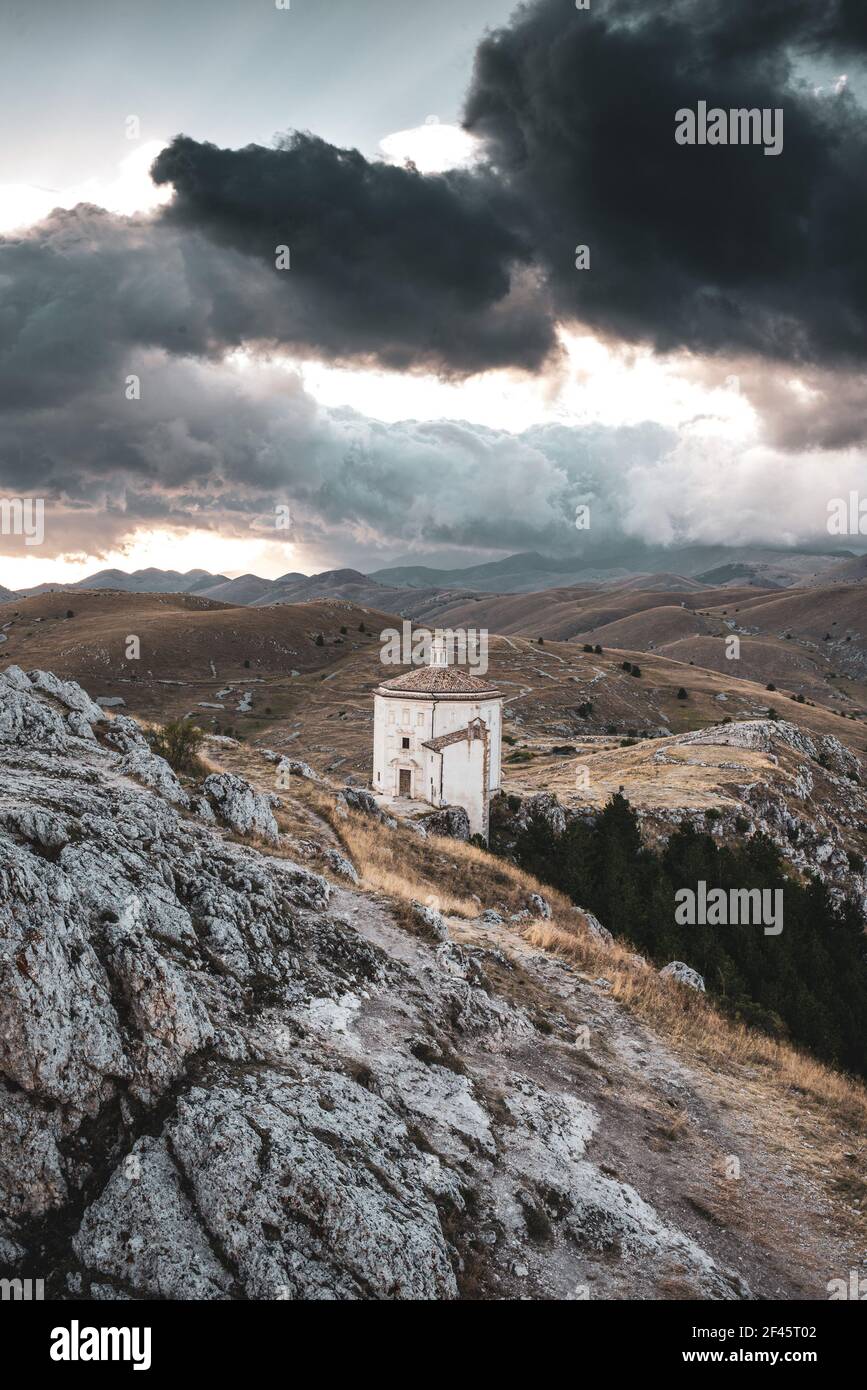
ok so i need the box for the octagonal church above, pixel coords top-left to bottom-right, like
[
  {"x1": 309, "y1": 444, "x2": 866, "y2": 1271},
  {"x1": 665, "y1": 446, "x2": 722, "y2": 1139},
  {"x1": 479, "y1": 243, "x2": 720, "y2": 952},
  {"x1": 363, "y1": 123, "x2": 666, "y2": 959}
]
[{"x1": 372, "y1": 636, "x2": 502, "y2": 839}]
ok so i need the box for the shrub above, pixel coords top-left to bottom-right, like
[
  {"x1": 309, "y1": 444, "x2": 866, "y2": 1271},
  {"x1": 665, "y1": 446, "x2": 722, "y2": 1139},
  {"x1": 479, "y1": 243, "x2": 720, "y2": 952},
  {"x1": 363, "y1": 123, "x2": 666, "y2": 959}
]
[
  {"x1": 315, "y1": 632, "x2": 325, "y2": 647},
  {"x1": 149, "y1": 720, "x2": 204, "y2": 774}
]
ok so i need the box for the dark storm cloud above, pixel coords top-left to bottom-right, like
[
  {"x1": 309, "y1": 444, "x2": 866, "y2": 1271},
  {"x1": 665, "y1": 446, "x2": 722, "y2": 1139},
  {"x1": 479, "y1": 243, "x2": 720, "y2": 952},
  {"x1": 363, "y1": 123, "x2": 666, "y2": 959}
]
[
  {"x1": 150, "y1": 132, "x2": 554, "y2": 374},
  {"x1": 3, "y1": 0, "x2": 867, "y2": 571},
  {"x1": 461, "y1": 0, "x2": 867, "y2": 367}
]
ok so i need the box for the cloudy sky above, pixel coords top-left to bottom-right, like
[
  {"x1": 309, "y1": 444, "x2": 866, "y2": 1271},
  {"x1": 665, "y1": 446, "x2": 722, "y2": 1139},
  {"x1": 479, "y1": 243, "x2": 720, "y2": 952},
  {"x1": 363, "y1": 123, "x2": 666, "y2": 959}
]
[{"x1": 1, "y1": 0, "x2": 866, "y2": 588}]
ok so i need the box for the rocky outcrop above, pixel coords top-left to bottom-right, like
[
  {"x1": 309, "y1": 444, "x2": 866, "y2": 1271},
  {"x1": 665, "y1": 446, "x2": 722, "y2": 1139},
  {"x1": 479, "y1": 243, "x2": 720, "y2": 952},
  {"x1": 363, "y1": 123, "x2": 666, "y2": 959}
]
[
  {"x1": 203, "y1": 772, "x2": 279, "y2": 842},
  {"x1": 582, "y1": 911, "x2": 614, "y2": 947},
  {"x1": 410, "y1": 900, "x2": 449, "y2": 941},
  {"x1": 104, "y1": 714, "x2": 189, "y2": 806},
  {"x1": 660, "y1": 961, "x2": 706, "y2": 992},
  {"x1": 321, "y1": 848, "x2": 360, "y2": 884},
  {"x1": 419, "y1": 805, "x2": 471, "y2": 841},
  {"x1": 490, "y1": 722, "x2": 867, "y2": 911},
  {"x1": 490, "y1": 791, "x2": 568, "y2": 854},
  {"x1": 0, "y1": 671, "x2": 763, "y2": 1300}
]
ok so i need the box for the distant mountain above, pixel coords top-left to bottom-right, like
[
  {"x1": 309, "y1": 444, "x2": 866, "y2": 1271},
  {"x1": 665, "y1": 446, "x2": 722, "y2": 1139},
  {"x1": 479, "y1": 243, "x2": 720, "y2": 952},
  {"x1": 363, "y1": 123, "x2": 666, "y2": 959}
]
[
  {"x1": 15, "y1": 568, "x2": 229, "y2": 599},
  {"x1": 5, "y1": 545, "x2": 863, "y2": 611},
  {"x1": 371, "y1": 546, "x2": 858, "y2": 594},
  {"x1": 804, "y1": 553, "x2": 867, "y2": 586}
]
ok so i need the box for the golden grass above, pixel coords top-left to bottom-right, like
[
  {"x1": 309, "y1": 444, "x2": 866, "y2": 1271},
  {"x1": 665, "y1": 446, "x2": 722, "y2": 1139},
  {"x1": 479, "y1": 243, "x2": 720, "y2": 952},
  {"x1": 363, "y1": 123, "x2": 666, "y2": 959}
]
[
  {"x1": 189, "y1": 742, "x2": 867, "y2": 1134},
  {"x1": 524, "y1": 918, "x2": 867, "y2": 1125},
  {"x1": 300, "y1": 783, "x2": 867, "y2": 1128}
]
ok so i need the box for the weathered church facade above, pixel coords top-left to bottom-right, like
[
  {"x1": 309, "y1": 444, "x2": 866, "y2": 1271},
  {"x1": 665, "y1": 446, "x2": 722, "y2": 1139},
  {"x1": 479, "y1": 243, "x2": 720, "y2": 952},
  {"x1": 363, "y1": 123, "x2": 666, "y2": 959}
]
[{"x1": 372, "y1": 638, "x2": 503, "y2": 839}]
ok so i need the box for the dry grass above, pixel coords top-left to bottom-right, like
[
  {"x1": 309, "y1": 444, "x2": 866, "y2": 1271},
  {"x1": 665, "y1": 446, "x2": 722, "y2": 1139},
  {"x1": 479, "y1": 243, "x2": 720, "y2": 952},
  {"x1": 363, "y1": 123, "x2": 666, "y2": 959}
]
[
  {"x1": 298, "y1": 782, "x2": 867, "y2": 1128},
  {"x1": 192, "y1": 740, "x2": 867, "y2": 1135},
  {"x1": 523, "y1": 918, "x2": 867, "y2": 1125},
  {"x1": 310, "y1": 788, "x2": 576, "y2": 919}
]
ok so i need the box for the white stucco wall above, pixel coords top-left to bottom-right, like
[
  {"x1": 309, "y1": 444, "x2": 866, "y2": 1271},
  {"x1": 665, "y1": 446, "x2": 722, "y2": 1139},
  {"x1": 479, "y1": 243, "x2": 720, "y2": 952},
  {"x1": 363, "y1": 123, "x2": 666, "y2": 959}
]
[
  {"x1": 439, "y1": 738, "x2": 488, "y2": 837},
  {"x1": 373, "y1": 691, "x2": 502, "y2": 800}
]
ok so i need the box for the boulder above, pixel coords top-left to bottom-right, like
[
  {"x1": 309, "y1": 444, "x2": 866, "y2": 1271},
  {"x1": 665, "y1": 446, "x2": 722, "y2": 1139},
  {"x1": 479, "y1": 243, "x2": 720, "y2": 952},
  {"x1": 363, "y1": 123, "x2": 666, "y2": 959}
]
[
  {"x1": 420, "y1": 805, "x2": 471, "y2": 841},
  {"x1": 528, "y1": 892, "x2": 552, "y2": 920},
  {"x1": 411, "y1": 900, "x2": 449, "y2": 942},
  {"x1": 659, "y1": 961, "x2": 706, "y2": 993},
  {"x1": 582, "y1": 911, "x2": 613, "y2": 947},
  {"x1": 203, "y1": 772, "x2": 279, "y2": 842}
]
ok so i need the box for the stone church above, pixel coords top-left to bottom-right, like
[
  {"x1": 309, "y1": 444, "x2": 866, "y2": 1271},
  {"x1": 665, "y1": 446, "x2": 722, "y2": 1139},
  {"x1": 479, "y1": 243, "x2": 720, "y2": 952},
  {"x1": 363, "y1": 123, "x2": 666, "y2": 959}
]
[{"x1": 372, "y1": 637, "x2": 503, "y2": 839}]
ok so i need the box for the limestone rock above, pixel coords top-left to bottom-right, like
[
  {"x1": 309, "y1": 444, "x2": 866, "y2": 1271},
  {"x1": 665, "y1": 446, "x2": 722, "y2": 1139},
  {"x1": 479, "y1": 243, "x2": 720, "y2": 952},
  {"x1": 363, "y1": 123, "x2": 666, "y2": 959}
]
[
  {"x1": 421, "y1": 805, "x2": 471, "y2": 841},
  {"x1": 660, "y1": 961, "x2": 706, "y2": 992},
  {"x1": 322, "y1": 848, "x2": 360, "y2": 884},
  {"x1": 528, "y1": 892, "x2": 552, "y2": 920},
  {"x1": 411, "y1": 900, "x2": 450, "y2": 941},
  {"x1": 203, "y1": 772, "x2": 279, "y2": 842},
  {"x1": 582, "y1": 911, "x2": 614, "y2": 947}
]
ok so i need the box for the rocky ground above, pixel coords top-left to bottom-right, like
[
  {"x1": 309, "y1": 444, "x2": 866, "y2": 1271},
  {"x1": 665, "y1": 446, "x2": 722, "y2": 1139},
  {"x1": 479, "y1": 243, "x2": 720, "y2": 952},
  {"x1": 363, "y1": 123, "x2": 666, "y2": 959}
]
[{"x1": 1, "y1": 666, "x2": 864, "y2": 1300}]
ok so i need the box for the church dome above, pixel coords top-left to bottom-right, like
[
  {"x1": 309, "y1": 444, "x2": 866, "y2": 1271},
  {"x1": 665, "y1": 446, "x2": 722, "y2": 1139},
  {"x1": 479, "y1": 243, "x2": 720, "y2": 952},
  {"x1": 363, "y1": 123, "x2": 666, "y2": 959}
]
[{"x1": 377, "y1": 666, "x2": 500, "y2": 698}]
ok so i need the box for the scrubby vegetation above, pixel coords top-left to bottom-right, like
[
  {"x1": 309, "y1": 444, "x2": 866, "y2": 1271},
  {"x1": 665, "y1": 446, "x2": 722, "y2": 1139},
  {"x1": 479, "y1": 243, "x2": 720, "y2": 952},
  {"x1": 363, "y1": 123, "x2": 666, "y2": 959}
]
[
  {"x1": 509, "y1": 793, "x2": 867, "y2": 1077},
  {"x1": 149, "y1": 718, "x2": 205, "y2": 774}
]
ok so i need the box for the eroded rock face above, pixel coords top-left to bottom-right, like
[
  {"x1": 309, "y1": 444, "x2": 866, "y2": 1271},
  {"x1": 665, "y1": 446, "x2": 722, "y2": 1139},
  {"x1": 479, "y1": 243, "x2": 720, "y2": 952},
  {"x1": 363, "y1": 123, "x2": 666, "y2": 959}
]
[
  {"x1": 0, "y1": 670, "x2": 753, "y2": 1301},
  {"x1": 203, "y1": 772, "x2": 279, "y2": 842},
  {"x1": 420, "y1": 805, "x2": 471, "y2": 841}
]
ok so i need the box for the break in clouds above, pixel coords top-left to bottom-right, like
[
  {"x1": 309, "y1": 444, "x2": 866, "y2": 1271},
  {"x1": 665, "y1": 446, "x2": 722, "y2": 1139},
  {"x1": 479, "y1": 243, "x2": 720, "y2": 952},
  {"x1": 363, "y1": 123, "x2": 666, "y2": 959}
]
[{"x1": 2, "y1": 0, "x2": 867, "y2": 564}]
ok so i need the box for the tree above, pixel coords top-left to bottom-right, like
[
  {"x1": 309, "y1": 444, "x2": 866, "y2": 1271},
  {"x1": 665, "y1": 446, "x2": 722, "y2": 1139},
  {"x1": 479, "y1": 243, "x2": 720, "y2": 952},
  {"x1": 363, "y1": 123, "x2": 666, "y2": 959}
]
[
  {"x1": 677, "y1": 687, "x2": 688, "y2": 700},
  {"x1": 149, "y1": 720, "x2": 204, "y2": 774},
  {"x1": 508, "y1": 793, "x2": 867, "y2": 1077}
]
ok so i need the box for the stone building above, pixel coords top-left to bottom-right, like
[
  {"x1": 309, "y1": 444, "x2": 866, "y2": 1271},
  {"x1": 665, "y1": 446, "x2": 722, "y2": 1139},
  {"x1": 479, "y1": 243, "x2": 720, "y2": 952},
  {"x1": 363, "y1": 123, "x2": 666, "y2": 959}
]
[{"x1": 372, "y1": 637, "x2": 503, "y2": 838}]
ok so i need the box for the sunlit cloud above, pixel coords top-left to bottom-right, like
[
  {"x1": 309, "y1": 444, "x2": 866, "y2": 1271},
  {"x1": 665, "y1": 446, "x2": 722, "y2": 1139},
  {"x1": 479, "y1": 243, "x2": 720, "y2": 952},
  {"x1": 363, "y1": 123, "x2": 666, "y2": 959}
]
[
  {"x1": 378, "y1": 120, "x2": 481, "y2": 174},
  {"x1": 0, "y1": 141, "x2": 170, "y2": 234}
]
